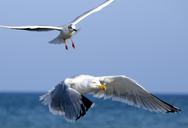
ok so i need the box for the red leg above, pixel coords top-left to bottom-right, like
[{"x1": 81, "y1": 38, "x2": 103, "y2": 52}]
[
  {"x1": 65, "y1": 44, "x2": 68, "y2": 50},
  {"x1": 71, "y1": 39, "x2": 76, "y2": 49},
  {"x1": 64, "y1": 40, "x2": 68, "y2": 50}
]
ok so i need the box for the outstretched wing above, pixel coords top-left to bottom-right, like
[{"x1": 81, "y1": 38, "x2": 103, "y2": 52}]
[
  {"x1": 97, "y1": 75, "x2": 181, "y2": 113},
  {"x1": 40, "y1": 81, "x2": 93, "y2": 121},
  {"x1": 0, "y1": 25, "x2": 62, "y2": 31},
  {"x1": 71, "y1": 0, "x2": 114, "y2": 26}
]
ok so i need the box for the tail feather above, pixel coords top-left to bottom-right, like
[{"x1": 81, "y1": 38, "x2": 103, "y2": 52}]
[{"x1": 49, "y1": 33, "x2": 64, "y2": 44}]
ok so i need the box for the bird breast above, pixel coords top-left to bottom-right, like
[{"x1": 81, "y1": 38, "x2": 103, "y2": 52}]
[{"x1": 61, "y1": 27, "x2": 74, "y2": 40}]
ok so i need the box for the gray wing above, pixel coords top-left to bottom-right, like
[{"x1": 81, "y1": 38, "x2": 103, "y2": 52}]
[
  {"x1": 98, "y1": 75, "x2": 181, "y2": 113},
  {"x1": 71, "y1": 0, "x2": 114, "y2": 25},
  {"x1": 40, "y1": 81, "x2": 93, "y2": 121},
  {"x1": 0, "y1": 25, "x2": 62, "y2": 31}
]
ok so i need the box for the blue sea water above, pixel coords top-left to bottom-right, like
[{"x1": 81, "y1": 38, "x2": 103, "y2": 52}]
[{"x1": 0, "y1": 93, "x2": 187, "y2": 128}]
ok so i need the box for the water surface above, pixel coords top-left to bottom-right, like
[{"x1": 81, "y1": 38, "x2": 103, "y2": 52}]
[{"x1": 0, "y1": 93, "x2": 187, "y2": 128}]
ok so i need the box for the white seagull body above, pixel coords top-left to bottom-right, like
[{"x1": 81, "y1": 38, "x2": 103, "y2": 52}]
[
  {"x1": 0, "y1": 0, "x2": 114, "y2": 50},
  {"x1": 40, "y1": 74, "x2": 181, "y2": 121}
]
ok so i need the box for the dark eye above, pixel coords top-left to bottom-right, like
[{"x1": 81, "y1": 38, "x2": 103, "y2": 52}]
[
  {"x1": 68, "y1": 26, "x2": 72, "y2": 29},
  {"x1": 99, "y1": 80, "x2": 104, "y2": 84},
  {"x1": 70, "y1": 83, "x2": 75, "y2": 88}
]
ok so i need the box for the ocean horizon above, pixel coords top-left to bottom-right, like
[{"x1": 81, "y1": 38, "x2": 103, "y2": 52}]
[{"x1": 0, "y1": 93, "x2": 187, "y2": 128}]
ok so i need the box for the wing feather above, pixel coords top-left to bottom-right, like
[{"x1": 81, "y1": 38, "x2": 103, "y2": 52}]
[
  {"x1": 98, "y1": 76, "x2": 181, "y2": 113},
  {"x1": 40, "y1": 81, "x2": 93, "y2": 121},
  {"x1": 0, "y1": 25, "x2": 62, "y2": 31},
  {"x1": 71, "y1": 0, "x2": 114, "y2": 25}
]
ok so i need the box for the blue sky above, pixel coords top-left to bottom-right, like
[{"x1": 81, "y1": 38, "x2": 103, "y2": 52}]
[{"x1": 0, "y1": 0, "x2": 187, "y2": 93}]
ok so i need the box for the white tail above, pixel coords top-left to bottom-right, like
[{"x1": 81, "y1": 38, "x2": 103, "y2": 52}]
[{"x1": 49, "y1": 33, "x2": 64, "y2": 44}]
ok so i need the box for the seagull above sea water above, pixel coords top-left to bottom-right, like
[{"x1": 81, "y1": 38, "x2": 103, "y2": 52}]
[
  {"x1": 40, "y1": 74, "x2": 181, "y2": 121},
  {"x1": 0, "y1": 0, "x2": 114, "y2": 50}
]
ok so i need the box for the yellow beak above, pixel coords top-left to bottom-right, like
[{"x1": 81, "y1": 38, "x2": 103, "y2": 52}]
[{"x1": 98, "y1": 84, "x2": 107, "y2": 91}]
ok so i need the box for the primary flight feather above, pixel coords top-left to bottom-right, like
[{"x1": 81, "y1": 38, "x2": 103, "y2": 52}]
[{"x1": 0, "y1": 0, "x2": 114, "y2": 50}]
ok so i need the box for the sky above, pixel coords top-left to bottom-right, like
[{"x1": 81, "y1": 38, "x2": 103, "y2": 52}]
[{"x1": 0, "y1": 0, "x2": 187, "y2": 93}]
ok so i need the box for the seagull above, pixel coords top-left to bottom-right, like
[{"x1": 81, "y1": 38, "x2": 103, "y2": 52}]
[
  {"x1": 40, "y1": 74, "x2": 181, "y2": 121},
  {"x1": 0, "y1": 0, "x2": 114, "y2": 50}
]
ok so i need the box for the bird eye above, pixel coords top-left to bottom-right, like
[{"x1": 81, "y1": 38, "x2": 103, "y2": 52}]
[
  {"x1": 70, "y1": 83, "x2": 75, "y2": 88},
  {"x1": 68, "y1": 26, "x2": 72, "y2": 29}
]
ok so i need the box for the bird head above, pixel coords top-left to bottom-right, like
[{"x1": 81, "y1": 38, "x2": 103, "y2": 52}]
[
  {"x1": 65, "y1": 75, "x2": 107, "y2": 93},
  {"x1": 68, "y1": 24, "x2": 78, "y2": 32},
  {"x1": 89, "y1": 79, "x2": 107, "y2": 91}
]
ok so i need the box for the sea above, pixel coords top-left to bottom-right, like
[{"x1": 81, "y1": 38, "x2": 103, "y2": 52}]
[{"x1": 0, "y1": 93, "x2": 187, "y2": 128}]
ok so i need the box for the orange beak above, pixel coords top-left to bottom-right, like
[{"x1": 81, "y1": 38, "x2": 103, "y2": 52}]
[{"x1": 98, "y1": 84, "x2": 107, "y2": 91}]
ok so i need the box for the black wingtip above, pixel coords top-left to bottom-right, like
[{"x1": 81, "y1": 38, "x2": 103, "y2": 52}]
[
  {"x1": 166, "y1": 107, "x2": 181, "y2": 113},
  {"x1": 76, "y1": 95, "x2": 93, "y2": 120},
  {"x1": 160, "y1": 100, "x2": 181, "y2": 113},
  {"x1": 151, "y1": 94, "x2": 181, "y2": 113},
  {"x1": 81, "y1": 95, "x2": 93, "y2": 111}
]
